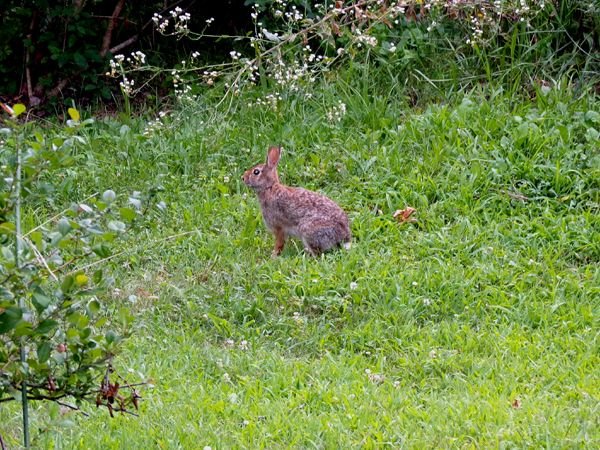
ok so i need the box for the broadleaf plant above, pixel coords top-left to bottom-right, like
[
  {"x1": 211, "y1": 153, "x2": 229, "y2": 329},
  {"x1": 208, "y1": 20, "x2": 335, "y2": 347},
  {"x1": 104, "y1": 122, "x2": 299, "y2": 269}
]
[{"x1": 0, "y1": 104, "x2": 152, "y2": 446}]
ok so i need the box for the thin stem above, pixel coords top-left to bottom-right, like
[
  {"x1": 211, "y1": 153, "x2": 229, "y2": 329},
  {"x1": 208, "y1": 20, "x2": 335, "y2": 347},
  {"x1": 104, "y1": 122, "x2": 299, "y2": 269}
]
[
  {"x1": 15, "y1": 125, "x2": 30, "y2": 448},
  {"x1": 66, "y1": 229, "x2": 200, "y2": 275},
  {"x1": 55, "y1": 401, "x2": 90, "y2": 417}
]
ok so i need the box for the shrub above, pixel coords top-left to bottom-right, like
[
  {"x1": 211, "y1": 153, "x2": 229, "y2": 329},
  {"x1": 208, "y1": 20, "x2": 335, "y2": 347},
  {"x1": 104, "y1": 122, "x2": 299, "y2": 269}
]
[{"x1": 0, "y1": 104, "x2": 152, "y2": 446}]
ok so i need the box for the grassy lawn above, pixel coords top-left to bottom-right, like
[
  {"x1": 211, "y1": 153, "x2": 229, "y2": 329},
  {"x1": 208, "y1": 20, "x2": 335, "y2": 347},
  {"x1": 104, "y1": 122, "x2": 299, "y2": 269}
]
[{"x1": 1, "y1": 80, "x2": 598, "y2": 448}]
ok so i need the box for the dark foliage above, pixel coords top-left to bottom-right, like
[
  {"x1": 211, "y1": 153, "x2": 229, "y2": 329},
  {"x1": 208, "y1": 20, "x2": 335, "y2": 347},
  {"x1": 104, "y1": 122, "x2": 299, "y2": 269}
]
[
  {"x1": 0, "y1": 0, "x2": 252, "y2": 106},
  {"x1": 0, "y1": 0, "x2": 597, "y2": 108}
]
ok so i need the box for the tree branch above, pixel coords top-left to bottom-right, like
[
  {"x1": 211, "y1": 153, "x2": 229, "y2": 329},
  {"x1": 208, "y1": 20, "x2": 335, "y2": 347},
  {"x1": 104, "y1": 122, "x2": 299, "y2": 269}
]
[
  {"x1": 47, "y1": 78, "x2": 71, "y2": 99},
  {"x1": 25, "y1": 12, "x2": 41, "y2": 106},
  {"x1": 109, "y1": 34, "x2": 140, "y2": 54},
  {"x1": 100, "y1": 0, "x2": 127, "y2": 57},
  {"x1": 0, "y1": 393, "x2": 68, "y2": 403}
]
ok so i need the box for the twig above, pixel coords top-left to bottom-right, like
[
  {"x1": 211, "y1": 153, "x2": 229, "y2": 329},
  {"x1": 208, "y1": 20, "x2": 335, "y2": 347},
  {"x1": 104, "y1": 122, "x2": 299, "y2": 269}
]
[
  {"x1": 23, "y1": 236, "x2": 59, "y2": 281},
  {"x1": 90, "y1": 382, "x2": 148, "y2": 393},
  {"x1": 499, "y1": 189, "x2": 529, "y2": 202},
  {"x1": 24, "y1": 192, "x2": 98, "y2": 237},
  {"x1": 100, "y1": 404, "x2": 140, "y2": 417},
  {"x1": 56, "y1": 400, "x2": 90, "y2": 417}
]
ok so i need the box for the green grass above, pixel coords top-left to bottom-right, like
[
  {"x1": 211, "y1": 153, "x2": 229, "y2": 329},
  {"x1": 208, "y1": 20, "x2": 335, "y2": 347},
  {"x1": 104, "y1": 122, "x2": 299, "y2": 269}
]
[{"x1": 1, "y1": 77, "x2": 599, "y2": 448}]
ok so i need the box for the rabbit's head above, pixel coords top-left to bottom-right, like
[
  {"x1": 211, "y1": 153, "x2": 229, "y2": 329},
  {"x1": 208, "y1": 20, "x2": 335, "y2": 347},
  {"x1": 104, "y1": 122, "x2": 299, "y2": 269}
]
[{"x1": 242, "y1": 145, "x2": 281, "y2": 191}]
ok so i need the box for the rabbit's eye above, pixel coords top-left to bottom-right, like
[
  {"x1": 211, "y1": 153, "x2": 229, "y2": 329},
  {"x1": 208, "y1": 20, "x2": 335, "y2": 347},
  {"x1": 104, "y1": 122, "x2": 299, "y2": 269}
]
[{"x1": 253, "y1": 169, "x2": 261, "y2": 175}]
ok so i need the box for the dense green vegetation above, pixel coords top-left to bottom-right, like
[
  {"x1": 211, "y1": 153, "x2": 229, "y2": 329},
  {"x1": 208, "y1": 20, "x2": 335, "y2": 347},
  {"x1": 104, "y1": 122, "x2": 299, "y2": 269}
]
[{"x1": 1, "y1": 1, "x2": 599, "y2": 448}]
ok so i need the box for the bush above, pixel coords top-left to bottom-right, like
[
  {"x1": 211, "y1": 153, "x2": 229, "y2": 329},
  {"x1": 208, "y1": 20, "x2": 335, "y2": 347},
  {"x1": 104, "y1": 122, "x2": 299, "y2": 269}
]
[{"x1": 0, "y1": 104, "x2": 155, "y2": 446}]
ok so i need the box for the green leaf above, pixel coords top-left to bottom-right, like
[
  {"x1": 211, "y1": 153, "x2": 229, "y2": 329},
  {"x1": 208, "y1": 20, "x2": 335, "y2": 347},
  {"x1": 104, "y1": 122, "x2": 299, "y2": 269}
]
[
  {"x1": 32, "y1": 289, "x2": 51, "y2": 313},
  {"x1": 80, "y1": 327, "x2": 92, "y2": 340},
  {"x1": 0, "y1": 306, "x2": 23, "y2": 333},
  {"x1": 93, "y1": 269, "x2": 103, "y2": 284},
  {"x1": 0, "y1": 222, "x2": 16, "y2": 235},
  {"x1": 49, "y1": 231, "x2": 64, "y2": 246},
  {"x1": 1, "y1": 246, "x2": 14, "y2": 262},
  {"x1": 36, "y1": 319, "x2": 59, "y2": 335},
  {"x1": 105, "y1": 330, "x2": 117, "y2": 344},
  {"x1": 0, "y1": 286, "x2": 14, "y2": 300},
  {"x1": 67, "y1": 311, "x2": 89, "y2": 328},
  {"x1": 58, "y1": 217, "x2": 72, "y2": 235},
  {"x1": 92, "y1": 243, "x2": 111, "y2": 258},
  {"x1": 585, "y1": 110, "x2": 600, "y2": 124},
  {"x1": 118, "y1": 307, "x2": 133, "y2": 326},
  {"x1": 61, "y1": 275, "x2": 75, "y2": 293},
  {"x1": 29, "y1": 230, "x2": 43, "y2": 249},
  {"x1": 119, "y1": 207, "x2": 137, "y2": 222},
  {"x1": 73, "y1": 52, "x2": 87, "y2": 68},
  {"x1": 87, "y1": 299, "x2": 100, "y2": 316},
  {"x1": 66, "y1": 328, "x2": 79, "y2": 341},
  {"x1": 37, "y1": 341, "x2": 51, "y2": 363},
  {"x1": 13, "y1": 320, "x2": 33, "y2": 337}
]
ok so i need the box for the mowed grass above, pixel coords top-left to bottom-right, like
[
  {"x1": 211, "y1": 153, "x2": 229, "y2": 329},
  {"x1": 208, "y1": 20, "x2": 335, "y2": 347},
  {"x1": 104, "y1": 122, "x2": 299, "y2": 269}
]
[{"x1": 2, "y1": 80, "x2": 599, "y2": 448}]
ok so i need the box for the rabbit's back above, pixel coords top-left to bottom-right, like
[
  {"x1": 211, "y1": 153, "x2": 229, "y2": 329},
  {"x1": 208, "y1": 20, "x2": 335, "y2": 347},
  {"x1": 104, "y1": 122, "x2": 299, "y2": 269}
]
[{"x1": 260, "y1": 185, "x2": 349, "y2": 241}]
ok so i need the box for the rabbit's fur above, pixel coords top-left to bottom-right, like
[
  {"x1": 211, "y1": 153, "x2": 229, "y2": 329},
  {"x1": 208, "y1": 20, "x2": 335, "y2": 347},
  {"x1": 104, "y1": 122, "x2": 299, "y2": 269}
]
[{"x1": 243, "y1": 146, "x2": 351, "y2": 257}]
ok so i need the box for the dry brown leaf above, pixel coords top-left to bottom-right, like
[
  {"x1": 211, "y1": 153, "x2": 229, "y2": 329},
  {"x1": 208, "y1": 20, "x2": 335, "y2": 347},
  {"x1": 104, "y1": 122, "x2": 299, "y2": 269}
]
[{"x1": 393, "y1": 206, "x2": 417, "y2": 223}]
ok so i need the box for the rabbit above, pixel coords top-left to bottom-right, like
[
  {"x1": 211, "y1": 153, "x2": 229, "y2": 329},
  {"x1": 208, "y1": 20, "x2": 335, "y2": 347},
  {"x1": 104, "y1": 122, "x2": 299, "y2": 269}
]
[{"x1": 242, "y1": 145, "x2": 351, "y2": 257}]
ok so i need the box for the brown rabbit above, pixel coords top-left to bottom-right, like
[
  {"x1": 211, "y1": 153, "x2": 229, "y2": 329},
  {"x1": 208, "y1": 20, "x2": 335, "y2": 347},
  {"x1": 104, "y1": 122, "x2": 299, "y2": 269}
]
[{"x1": 243, "y1": 145, "x2": 351, "y2": 257}]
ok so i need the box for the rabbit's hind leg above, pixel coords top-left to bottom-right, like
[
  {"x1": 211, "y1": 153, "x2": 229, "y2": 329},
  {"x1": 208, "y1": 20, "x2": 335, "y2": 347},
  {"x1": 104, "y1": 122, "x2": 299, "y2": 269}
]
[
  {"x1": 301, "y1": 225, "x2": 339, "y2": 256},
  {"x1": 272, "y1": 227, "x2": 286, "y2": 257}
]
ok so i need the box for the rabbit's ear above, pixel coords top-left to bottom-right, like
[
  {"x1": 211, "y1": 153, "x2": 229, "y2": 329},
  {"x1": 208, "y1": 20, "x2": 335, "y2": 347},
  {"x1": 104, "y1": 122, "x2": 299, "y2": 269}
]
[{"x1": 266, "y1": 145, "x2": 281, "y2": 168}]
